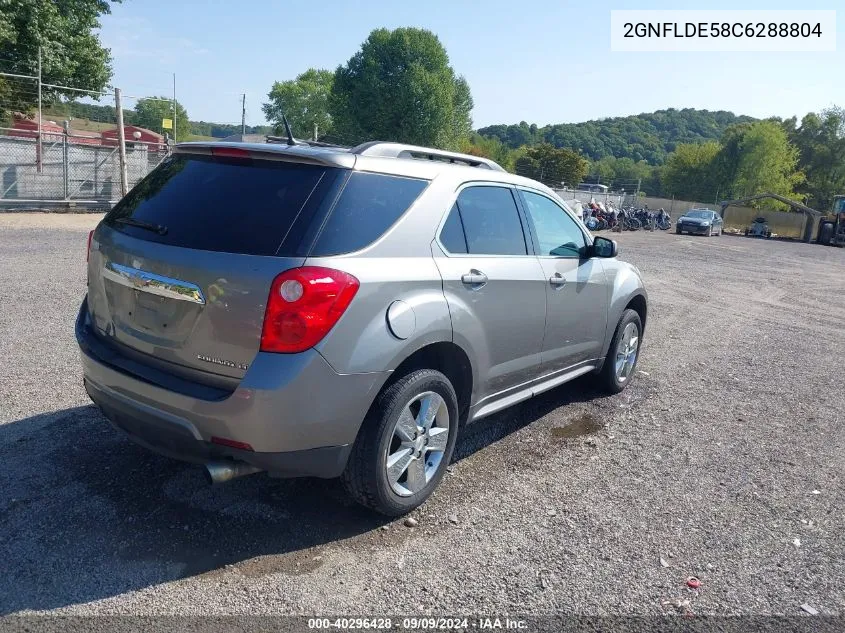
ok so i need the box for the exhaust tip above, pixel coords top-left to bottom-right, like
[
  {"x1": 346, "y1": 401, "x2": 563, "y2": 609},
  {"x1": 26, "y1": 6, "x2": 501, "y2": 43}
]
[{"x1": 204, "y1": 460, "x2": 262, "y2": 485}]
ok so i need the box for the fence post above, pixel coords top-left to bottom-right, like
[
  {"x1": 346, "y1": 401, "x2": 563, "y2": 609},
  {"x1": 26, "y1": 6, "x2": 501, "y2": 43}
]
[
  {"x1": 114, "y1": 88, "x2": 129, "y2": 197},
  {"x1": 62, "y1": 121, "x2": 69, "y2": 200},
  {"x1": 37, "y1": 47, "x2": 42, "y2": 174}
]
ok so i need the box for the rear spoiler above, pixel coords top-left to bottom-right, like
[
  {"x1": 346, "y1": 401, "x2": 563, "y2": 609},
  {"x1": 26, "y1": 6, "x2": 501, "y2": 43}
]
[{"x1": 173, "y1": 142, "x2": 356, "y2": 169}]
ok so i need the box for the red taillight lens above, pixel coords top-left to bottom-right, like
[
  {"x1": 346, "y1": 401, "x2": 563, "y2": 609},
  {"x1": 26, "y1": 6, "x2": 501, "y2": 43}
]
[
  {"x1": 211, "y1": 147, "x2": 250, "y2": 159},
  {"x1": 260, "y1": 267, "x2": 359, "y2": 353},
  {"x1": 210, "y1": 436, "x2": 254, "y2": 451},
  {"x1": 86, "y1": 230, "x2": 94, "y2": 261}
]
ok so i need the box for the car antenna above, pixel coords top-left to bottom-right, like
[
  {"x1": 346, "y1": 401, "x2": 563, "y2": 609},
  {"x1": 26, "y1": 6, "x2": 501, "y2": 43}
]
[{"x1": 282, "y1": 115, "x2": 296, "y2": 146}]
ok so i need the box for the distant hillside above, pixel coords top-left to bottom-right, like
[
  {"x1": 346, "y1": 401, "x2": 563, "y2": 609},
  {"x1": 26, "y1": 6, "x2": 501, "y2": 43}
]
[{"x1": 477, "y1": 108, "x2": 757, "y2": 165}]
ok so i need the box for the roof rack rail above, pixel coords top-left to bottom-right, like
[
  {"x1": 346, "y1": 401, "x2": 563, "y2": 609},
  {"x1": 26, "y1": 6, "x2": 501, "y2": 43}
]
[
  {"x1": 350, "y1": 141, "x2": 505, "y2": 172},
  {"x1": 265, "y1": 135, "x2": 348, "y2": 149}
]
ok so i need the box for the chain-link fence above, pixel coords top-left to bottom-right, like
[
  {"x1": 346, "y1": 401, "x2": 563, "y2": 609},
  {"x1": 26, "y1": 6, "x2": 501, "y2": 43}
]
[{"x1": 0, "y1": 59, "x2": 172, "y2": 205}]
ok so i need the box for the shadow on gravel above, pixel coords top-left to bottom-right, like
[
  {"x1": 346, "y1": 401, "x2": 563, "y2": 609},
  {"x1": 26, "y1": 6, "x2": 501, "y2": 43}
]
[{"x1": 0, "y1": 377, "x2": 605, "y2": 614}]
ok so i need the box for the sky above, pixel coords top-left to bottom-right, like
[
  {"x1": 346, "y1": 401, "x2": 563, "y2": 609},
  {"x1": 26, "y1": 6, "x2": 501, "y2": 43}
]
[{"x1": 97, "y1": 0, "x2": 844, "y2": 128}]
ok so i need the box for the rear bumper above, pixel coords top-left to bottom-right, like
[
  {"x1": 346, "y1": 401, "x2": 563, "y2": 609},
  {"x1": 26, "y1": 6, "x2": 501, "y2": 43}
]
[{"x1": 76, "y1": 298, "x2": 387, "y2": 477}]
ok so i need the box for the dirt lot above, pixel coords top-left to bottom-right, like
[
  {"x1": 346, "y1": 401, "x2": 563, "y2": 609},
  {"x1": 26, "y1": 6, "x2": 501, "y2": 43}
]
[{"x1": 1, "y1": 213, "x2": 843, "y2": 617}]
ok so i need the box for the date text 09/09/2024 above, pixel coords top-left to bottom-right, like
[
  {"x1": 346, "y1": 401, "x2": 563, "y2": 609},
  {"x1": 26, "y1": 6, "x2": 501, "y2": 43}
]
[{"x1": 623, "y1": 22, "x2": 822, "y2": 39}]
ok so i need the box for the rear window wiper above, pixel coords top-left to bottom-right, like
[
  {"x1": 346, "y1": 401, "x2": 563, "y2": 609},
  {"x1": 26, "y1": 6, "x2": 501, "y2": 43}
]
[{"x1": 112, "y1": 217, "x2": 168, "y2": 235}]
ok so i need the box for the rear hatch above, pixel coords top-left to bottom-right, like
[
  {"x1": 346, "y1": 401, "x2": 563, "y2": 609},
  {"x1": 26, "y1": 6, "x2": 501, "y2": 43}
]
[{"x1": 86, "y1": 147, "x2": 348, "y2": 386}]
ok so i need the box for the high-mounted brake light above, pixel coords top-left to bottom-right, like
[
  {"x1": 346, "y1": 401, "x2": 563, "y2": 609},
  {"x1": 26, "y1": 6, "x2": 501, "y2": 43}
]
[
  {"x1": 87, "y1": 230, "x2": 94, "y2": 261},
  {"x1": 260, "y1": 267, "x2": 360, "y2": 353},
  {"x1": 211, "y1": 147, "x2": 251, "y2": 159}
]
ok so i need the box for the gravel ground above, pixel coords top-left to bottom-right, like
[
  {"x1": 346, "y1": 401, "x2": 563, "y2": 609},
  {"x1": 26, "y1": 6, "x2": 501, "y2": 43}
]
[{"x1": 1, "y1": 213, "x2": 843, "y2": 617}]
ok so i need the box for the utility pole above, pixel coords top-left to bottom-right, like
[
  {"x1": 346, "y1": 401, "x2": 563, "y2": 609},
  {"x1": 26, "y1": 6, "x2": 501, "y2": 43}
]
[
  {"x1": 635, "y1": 178, "x2": 641, "y2": 199},
  {"x1": 241, "y1": 94, "x2": 246, "y2": 135},
  {"x1": 37, "y1": 47, "x2": 42, "y2": 173},
  {"x1": 115, "y1": 88, "x2": 129, "y2": 197},
  {"x1": 313, "y1": 122, "x2": 318, "y2": 142},
  {"x1": 62, "y1": 120, "x2": 69, "y2": 200},
  {"x1": 172, "y1": 73, "x2": 177, "y2": 143}
]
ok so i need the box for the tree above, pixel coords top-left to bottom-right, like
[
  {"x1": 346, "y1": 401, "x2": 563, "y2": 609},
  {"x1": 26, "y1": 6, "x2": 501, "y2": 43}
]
[
  {"x1": 0, "y1": 0, "x2": 120, "y2": 109},
  {"x1": 662, "y1": 142, "x2": 722, "y2": 201},
  {"x1": 478, "y1": 109, "x2": 755, "y2": 164},
  {"x1": 329, "y1": 27, "x2": 473, "y2": 149},
  {"x1": 788, "y1": 108, "x2": 845, "y2": 211},
  {"x1": 459, "y1": 133, "x2": 514, "y2": 171},
  {"x1": 732, "y1": 120, "x2": 803, "y2": 205},
  {"x1": 514, "y1": 144, "x2": 587, "y2": 188},
  {"x1": 587, "y1": 156, "x2": 653, "y2": 191},
  {"x1": 262, "y1": 68, "x2": 334, "y2": 139},
  {"x1": 133, "y1": 97, "x2": 189, "y2": 141}
]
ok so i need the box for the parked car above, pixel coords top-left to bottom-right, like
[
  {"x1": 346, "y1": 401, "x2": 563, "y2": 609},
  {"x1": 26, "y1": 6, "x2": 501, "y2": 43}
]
[
  {"x1": 676, "y1": 208, "x2": 723, "y2": 236},
  {"x1": 744, "y1": 217, "x2": 772, "y2": 238},
  {"x1": 77, "y1": 140, "x2": 648, "y2": 516}
]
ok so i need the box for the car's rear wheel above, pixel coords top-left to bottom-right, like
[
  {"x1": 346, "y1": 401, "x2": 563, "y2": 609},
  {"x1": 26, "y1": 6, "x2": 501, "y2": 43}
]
[
  {"x1": 342, "y1": 369, "x2": 459, "y2": 516},
  {"x1": 598, "y1": 309, "x2": 643, "y2": 394}
]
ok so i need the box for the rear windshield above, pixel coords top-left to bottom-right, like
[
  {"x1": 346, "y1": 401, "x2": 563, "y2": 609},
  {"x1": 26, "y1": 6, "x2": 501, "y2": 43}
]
[
  {"x1": 104, "y1": 154, "x2": 338, "y2": 256},
  {"x1": 104, "y1": 154, "x2": 428, "y2": 257}
]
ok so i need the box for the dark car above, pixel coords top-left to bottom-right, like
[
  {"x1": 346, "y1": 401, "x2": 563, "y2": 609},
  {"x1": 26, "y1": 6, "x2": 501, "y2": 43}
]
[{"x1": 676, "y1": 208, "x2": 723, "y2": 236}]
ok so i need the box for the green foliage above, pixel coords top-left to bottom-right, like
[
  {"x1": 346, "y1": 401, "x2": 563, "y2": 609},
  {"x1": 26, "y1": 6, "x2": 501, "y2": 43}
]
[
  {"x1": 133, "y1": 97, "x2": 189, "y2": 141},
  {"x1": 662, "y1": 142, "x2": 722, "y2": 201},
  {"x1": 329, "y1": 27, "x2": 473, "y2": 149},
  {"x1": 787, "y1": 108, "x2": 845, "y2": 211},
  {"x1": 459, "y1": 133, "x2": 515, "y2": 171},
  {"x1": 188, "y1": 121, "x2": 272, "y2": 138},
  {"x1": 732, "y1": 121, "x2": 803, "y2": 205},
  {"x1": 262, "y1": 68, "x2": 334, "y2": 139},
  {"x1": 43, "y1": 100, "x2": 136, "y2": 125},
  {"x1": 660, "y1": 121, "x2": 803, "y2": 207},
  {"x1": 0, "y1": 0, "x2": 119, "y2": 108},
  {"x1": 514, "y1": 144, "x2": 588, "y2": 188},
  {"x1": 587, "y1": 156, "x2": 654, "y2": 192},
  {"x1": 479, "y1": 109, "x2": 755, "y2": 165}
]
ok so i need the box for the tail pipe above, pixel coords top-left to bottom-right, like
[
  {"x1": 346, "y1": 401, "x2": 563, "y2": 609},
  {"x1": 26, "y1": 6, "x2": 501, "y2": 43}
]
[{"x1": 204, "y1": 460, "x2": 263, "y2": 485}]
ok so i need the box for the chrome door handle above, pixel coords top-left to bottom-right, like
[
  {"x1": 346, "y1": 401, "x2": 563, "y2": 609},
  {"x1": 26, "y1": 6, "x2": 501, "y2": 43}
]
[
  {"x1": 461, "y1": 270, "x2": 488, "y2": 286},
  {"x1": 549, "y1": 273, "x2": 566, "y2": 287}
]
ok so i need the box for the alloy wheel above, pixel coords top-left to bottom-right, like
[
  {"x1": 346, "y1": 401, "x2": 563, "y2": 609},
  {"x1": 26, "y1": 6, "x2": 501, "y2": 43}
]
[{"x1": 385, "y1": 391, "x2": 450, "y2": 497}]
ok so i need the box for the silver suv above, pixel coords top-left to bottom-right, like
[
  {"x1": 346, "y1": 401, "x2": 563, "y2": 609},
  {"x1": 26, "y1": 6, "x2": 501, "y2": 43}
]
[{"x1": 77, "y1": 140, "x2": 647, "y2": 516}]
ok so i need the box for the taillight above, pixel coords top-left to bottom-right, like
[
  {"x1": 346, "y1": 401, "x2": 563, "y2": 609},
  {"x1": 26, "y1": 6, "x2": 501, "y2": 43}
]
[
  {"x1": 260, "y1": 267, "x2": 359, "y2": 353},
  {"x1": 86, "y1": 230, "x2": 94, "y2": 261},
  {"x1": 211, "y1": 436, "x2": 254, "y2": 451},
  {"x1": 211, "y1": 147, "x2": 250, "y2": 159}
]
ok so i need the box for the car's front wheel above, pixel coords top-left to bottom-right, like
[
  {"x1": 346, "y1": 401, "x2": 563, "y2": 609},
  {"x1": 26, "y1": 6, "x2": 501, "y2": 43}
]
[
  {"x1": 598, "y1": 309, "x2": 643, "y2": 394},
  {"x1": 342, "y1": 369, "x2": 459, "y2": 516}
]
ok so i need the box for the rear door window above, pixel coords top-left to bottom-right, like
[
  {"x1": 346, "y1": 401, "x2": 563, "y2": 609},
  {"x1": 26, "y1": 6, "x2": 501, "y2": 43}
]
[
  {"x1": 455, "y1": 186, "x2": 528, "y2": 256},
  {"x1": 104, "y1": 154, "x2": 336, "y2": 256},
  {"x1": 310, "y1": 172, "x2": 428, "y2": 256},
  {"x1": 439, "y1": 203, "x2": 468, "y2": 254}
]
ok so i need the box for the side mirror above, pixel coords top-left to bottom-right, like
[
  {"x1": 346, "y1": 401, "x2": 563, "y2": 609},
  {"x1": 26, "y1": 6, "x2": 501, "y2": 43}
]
[{"x1": 592, "y1": 236, "x2": 618, "y2": 258}]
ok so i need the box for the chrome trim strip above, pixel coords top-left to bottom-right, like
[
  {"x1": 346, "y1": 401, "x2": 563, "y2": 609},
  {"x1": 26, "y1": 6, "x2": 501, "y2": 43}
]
[{"x1": 103, "y1": 262, "x2": 205, "y2": 305}]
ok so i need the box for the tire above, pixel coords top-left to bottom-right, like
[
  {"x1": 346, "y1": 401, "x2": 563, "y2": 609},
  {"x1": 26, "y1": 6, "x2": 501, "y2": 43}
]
[
  {"x1": 598, "y1": 309, "x2": 643, "y2": 395},
  {"x1": 676, "y1": 227, "x2": 682, "y2": 234},
  {"x1": 342, "y1": 369, "x2": 460, "y2": 516}
]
